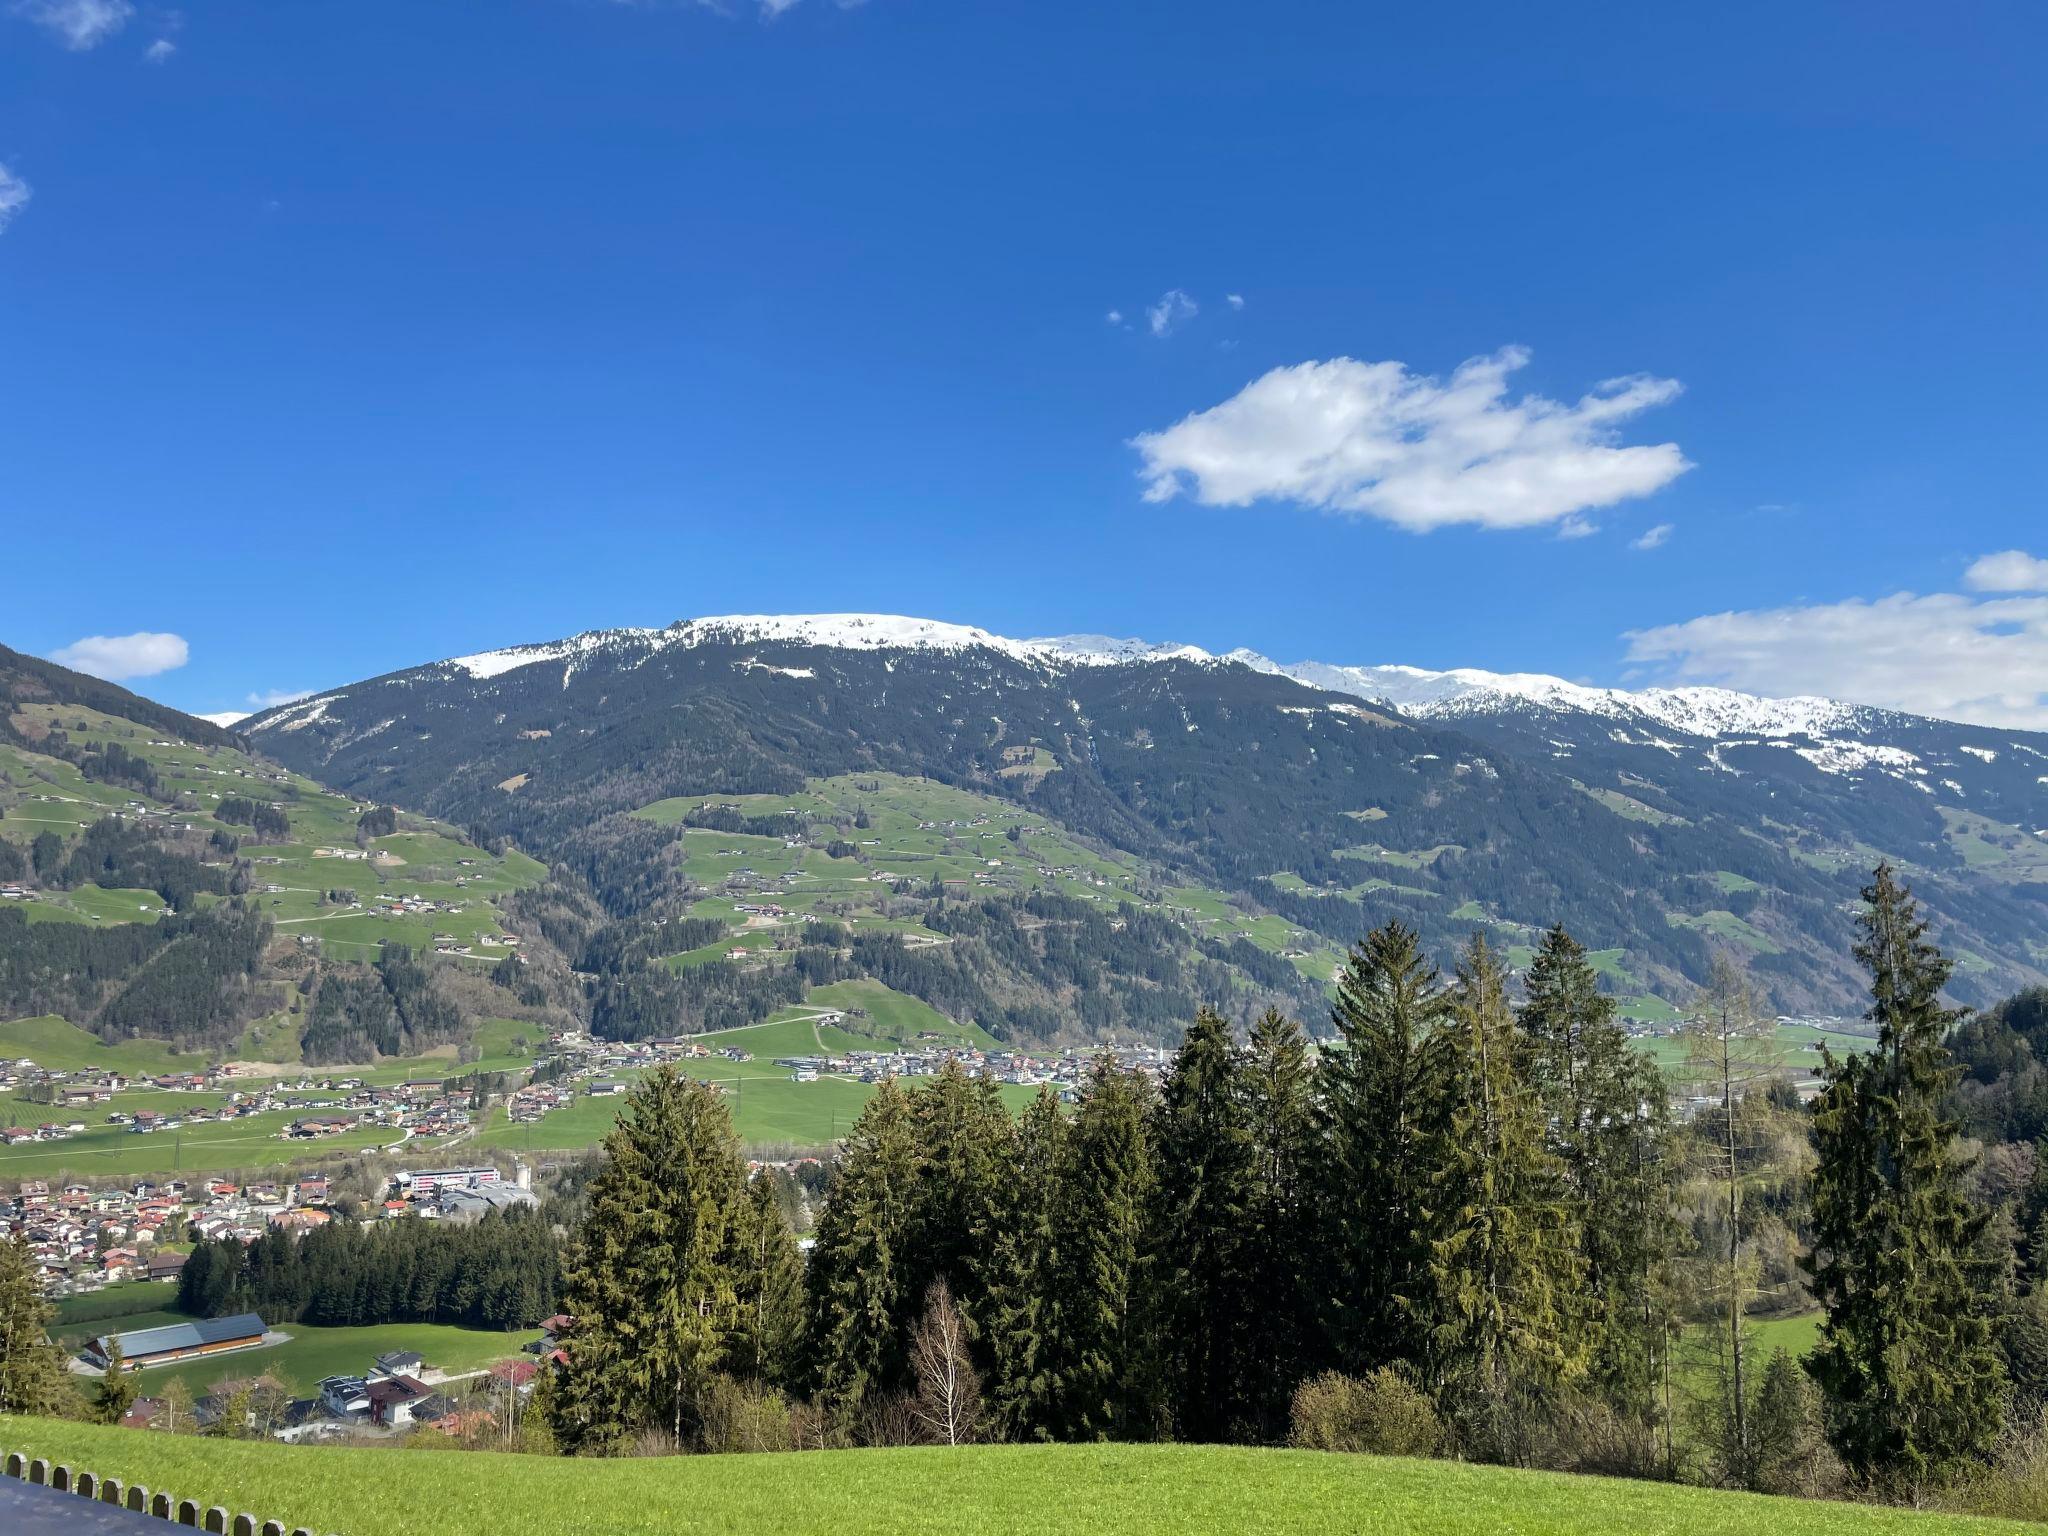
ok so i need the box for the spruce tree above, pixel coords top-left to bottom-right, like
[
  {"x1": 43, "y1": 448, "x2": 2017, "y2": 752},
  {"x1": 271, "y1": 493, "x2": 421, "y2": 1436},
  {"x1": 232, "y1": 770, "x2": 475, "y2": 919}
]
[
  {"x1": 0, "y1": 1232, "x2": 70, "y2": 1418},
  {"x1": 804, "y1": 1076, "x2": 920, "y2": 1419},
  {"x1": 987, "y1": 1085, "x2": 1068, "y2": 1440},
  {"x1": 906, "y1": 1060, "x2": 1013, "y2": 1333},
  {"x1": 1054, "y1": 1056, "x2": 1160, "y2": 1439},
  {"x1": 1519, "y1": 925, "x2": 1679, "y2": 1435},
  {"x1": 1150, "y1": 1006, "x2": 1255, "y2": 1441},
  {"x1": 1317, "y1": 921, "x2": 1454, "y2": 1372},
  {"x1": 93, "y1": 1338, "x2": 137, "y2": 1424},
  {"x1": 1804, "y1": 864, "x2": 2005, "y2": 1495},
  {"x1": 546, "y1": 1067, "x2": 753, "y2": 1452},
  {"x1": 1426, "y1": 934, "x2": 1584, "y2": 1464},
  {"x1": 1240, "y1": 1006, "x2": 1320, "y2": 1439},
  {"x1": 731, "y1": 1173, "x2": 804, "y2": 1390}
]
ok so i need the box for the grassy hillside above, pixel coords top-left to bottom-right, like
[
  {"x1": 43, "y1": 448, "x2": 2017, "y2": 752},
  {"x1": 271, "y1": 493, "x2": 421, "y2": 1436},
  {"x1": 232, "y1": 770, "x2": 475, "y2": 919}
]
[
  {"x1": 0, "y1": 1421, "x2": 2028, "y2": 1536},
  {"x1": 0, "y1": 694, "x2": 546, "y2": 978},
  {"x1": 639, "y1": 771, "x2": 1348, "y2": 985}
]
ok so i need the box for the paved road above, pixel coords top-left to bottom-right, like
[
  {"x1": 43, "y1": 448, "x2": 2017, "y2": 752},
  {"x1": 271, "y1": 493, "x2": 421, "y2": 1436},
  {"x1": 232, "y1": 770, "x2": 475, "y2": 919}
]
[{"x1": 0, "y1": 1476, "x2": 177, "y2": 1532}]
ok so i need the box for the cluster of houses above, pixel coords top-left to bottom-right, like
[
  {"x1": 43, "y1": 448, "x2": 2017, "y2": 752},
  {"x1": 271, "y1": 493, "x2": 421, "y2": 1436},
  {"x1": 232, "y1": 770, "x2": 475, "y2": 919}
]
[
  {"x1": 108, "y1": 1329, "x2": 560, "y2": 1443},
  {"x1": 766, "y1": 1039, "x2": 1174, "y2": 1096},
  {"x1": 5, "y1": 1174, "x2": 333, "y2": 1295}
]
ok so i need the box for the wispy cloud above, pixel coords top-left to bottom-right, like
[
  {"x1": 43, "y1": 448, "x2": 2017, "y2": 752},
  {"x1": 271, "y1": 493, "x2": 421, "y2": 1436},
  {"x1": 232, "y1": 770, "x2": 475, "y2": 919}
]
[
  {"x1": 12, "y1": 0, "x2": 132, "y2": 49},
  {"x1": 1631, "y1": 522, "x2": 1674, "y2": 551},
  {"x1": 143, "y1": 35, "x2": 173, "y2": 61},
  {"x1": 1625, "y1": 564, "x2": 2048, "y2": 729},
  {"x1": 50, "y1": 631, "x2": 189, "y2": 681},
  {"x1": 1131, "y1": 346, "x2": 1690, "y2": 534},
  {"x1": 1105, "y1": 309, "x2": 1124, "y2": 326},
  {"x1": 1965, "y1": 549, "x2": 2048, "y2": 593},
  {"x1": 1147, "y1": 289, "x2": 1197, "y2": 338},
  {"x1": 0, "y1": 163, "x2": 29, "y2": 234},
  {"x1": 1225, "y1": 293, "x2": 1244, "y2": 310},
  {"x1": 245, "y1": 687, "x2": 312, "y2": 709}
]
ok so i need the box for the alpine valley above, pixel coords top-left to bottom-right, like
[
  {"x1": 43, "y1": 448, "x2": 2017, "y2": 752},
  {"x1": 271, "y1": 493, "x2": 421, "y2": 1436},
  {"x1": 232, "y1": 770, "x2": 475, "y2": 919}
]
[{"x1": 225, "y1": 612, "x2": 2047, "y2": 1027}]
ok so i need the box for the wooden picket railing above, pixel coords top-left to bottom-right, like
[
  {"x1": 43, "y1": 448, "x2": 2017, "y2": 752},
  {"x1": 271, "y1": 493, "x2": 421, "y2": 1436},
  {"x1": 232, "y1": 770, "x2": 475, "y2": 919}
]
[{"x1": 2, "y1": 1446, "x2": 338, "y2": 1535}]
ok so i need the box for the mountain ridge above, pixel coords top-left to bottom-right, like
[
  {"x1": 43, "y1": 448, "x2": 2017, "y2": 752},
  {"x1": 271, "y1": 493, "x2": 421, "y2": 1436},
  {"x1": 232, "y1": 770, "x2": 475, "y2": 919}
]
[{"x1": 246, "y1": 611, "x2": 1948, "y2": 743}]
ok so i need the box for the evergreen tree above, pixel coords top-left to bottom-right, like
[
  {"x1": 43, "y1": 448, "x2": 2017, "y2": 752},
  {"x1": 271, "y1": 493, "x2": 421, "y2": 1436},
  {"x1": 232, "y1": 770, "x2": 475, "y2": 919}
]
[
  {"x1": 731, "y1": 1173, "x2": 804, "y2": 1390},
  {"x1": 1804, "y1": 864, "x2": 2006, "y2": 1495},
  {"x1": 1750, "y1": 1347, "x2": 1830, "y2": 1497},
  {"x1": 1054, "y1": 1056, "x2": 1160, "y2": 1439},
  {"x1": 906, "y1": 1060, "x2": 1013, "y2": 1334},
  {"x1": 1149, "y1": 1006, "x2": 1255, "y2": 1441},
  {"x1": 1426, "y1": 934, "x2": 1584, "y2": 1464},
  {"x1": 93, "y1": 1338, "x2": 138, "y2": 1424},
  {"x1": 1239, "y1": 1006, "x2": 1320, "y2": 1439},
  {"x1": 1519, "y1": 925, "x2": 1680, "y2": 1436},
  {"x1": 0, "y1": 1232, "x2": 70, "y2": 1417},
  {"x1": 986, "y1": 1086, "x2": 1068, "y2": 1440},
  {"x1": 546, "y1": 1067, "x2": 754, "y2": 1452},
  {"x1": 804, "y1": 1076, "x2": 920, "y2": 1419},
  {"x1": 1317, "y1": 921, "x2": 1454, "y2": 1372}
]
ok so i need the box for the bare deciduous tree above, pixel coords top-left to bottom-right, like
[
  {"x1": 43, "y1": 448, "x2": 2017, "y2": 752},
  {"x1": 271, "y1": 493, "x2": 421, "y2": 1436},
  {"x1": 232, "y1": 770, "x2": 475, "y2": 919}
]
[{"x1": 909, "y1": 1278, "x2": 982, "y2": 1447}]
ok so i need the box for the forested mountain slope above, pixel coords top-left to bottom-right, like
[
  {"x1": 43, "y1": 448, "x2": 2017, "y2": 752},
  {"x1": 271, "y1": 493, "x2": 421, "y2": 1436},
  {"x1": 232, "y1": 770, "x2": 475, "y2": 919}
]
[{"x1": 241, "y1": 615, "x2": 2048, "y2": 1011}]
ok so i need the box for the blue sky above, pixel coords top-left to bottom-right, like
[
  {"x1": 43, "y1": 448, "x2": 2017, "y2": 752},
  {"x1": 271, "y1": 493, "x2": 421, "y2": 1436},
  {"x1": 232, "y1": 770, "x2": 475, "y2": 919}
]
[{"x1": 3, "y1": 1, "x2": 2046, "y2": 726}]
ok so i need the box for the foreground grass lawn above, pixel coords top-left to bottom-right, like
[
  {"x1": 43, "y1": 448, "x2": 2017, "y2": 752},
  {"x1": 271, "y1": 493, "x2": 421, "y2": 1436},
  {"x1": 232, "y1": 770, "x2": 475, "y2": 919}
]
[{"x1": 0, "y1": 1419, "x2": 2032, "y2": 1536}]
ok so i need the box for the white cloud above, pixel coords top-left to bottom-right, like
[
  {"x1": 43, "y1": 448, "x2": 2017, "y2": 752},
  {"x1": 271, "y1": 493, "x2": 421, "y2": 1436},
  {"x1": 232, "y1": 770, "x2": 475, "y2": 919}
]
[
  {"x1": 143, "y1": 35, "x2": 173, "y2": 61},
  {"x1": 1557, "y1": 514, "x2": 1598, "y2": 540},
  {"x1": 1105, "y1": 309, "x2": 1123, "y2": 326},
  {"x1": 245, "y1": 688, "x2": 312, "y2": 709},
  {"x1": 1130, "y1": 346, "x2": 1690, "y2": 534},
  {"x1": 1625, "y1": 589, "x2": 2048, "y2": 729},
  {"x1": 0, "y1": 162, "x2": 29, "y2": 234},
  {"x1": 50, "y1": 631, "x2": 189, "y2": 681},
  {"x1": 1632, "y1": 522, "x2": 1674, "y2": 551},
  {"x1": 1965, "y1": 549, "x2": 2048, "y2": 593},
  {"x1": 1226, "y1": 293, "x2": 1244, "y2": 310},
  {"x1": 1147, "y1": 289, "x2": 1197, "y2": 338},
  {"x1": 12, "y1": 0, "x2": 132, "y2": 49}
]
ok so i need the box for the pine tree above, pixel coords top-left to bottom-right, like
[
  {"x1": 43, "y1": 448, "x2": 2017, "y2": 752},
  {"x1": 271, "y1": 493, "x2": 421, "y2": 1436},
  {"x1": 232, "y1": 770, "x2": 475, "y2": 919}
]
[
  {"x1": 906, "y1": 1060, "x2": 1013, "y2": 1333},
  {"x1": 804, "y1": 1076, "x2": 920, "y2": 1420},
  {"x1": 1426, "y1": 934, "x2": 1584, "y2": 1464},
  {"x1": 0, "y1": 1232, "x2": 70, "y2": 1418},
  {"x1": 1150, "y1": 1006, "x2": 1255, "y2": 1441},
  {"x1": 1317, "y1": 921, "x2": 1455, "y2": 1373},
  {"x1": 1054, "y1": 1056, "x2": 1160, "y2": 1440},
  {"x1": 1519, "y1": 925, "x2": 1679, "y2": 1439},
  {"x1": 731, "y1": 1173, "x2": 804, "y2": 1390},
  {"x1": 1240, "y1": 1006, "x2": 1320, "y2": 1439},
  {"x1": 1750, "y1": 1347, "x2": 1830, "y2": 1496},
  {"x1": 1804, "y1": 864, "x2": 2006, "y2": 1495},
  {"x1": 93, "y1": 1338, "x2": 137, "y2": 1424},
  {"x1": 987, "y1": 1086, "x2": 1068, "y2": 1440},
  {"x1": 546, "y1": 1067, "x2": 754, "y2": 1453}
]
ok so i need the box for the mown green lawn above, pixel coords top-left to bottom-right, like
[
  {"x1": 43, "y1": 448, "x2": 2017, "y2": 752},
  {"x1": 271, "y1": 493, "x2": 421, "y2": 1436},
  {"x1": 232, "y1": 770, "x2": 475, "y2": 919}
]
[{"x1": 0, "y1": 1424, "x2": 2028, "y2": 1536}]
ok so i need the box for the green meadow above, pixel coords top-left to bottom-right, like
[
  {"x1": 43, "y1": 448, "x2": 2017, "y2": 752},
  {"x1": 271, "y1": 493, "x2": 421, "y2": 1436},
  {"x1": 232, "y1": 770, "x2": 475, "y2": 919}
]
[{"x1": 0, "y1": 1422, "x2": 2029, "y2": 1536}]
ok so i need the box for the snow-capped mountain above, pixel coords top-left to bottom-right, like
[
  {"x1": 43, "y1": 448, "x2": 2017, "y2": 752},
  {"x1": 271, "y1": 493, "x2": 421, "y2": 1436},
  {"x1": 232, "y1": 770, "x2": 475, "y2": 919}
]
[{"x1": 241, "y1": 612, "x2": 2048, "y2": 1011}]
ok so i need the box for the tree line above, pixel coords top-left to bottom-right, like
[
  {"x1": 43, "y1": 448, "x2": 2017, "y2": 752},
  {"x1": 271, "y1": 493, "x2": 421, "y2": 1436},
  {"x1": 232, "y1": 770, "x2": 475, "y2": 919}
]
[
  {"x1": 177, "y1": 1207, "x2": 560, "y2": 1333},
  {"x1": 537, "y1": 864, "x2": 2005, "y2": 1505}
]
